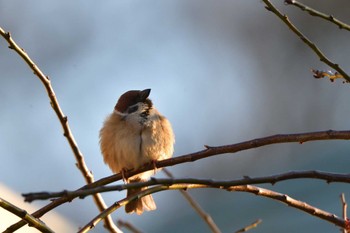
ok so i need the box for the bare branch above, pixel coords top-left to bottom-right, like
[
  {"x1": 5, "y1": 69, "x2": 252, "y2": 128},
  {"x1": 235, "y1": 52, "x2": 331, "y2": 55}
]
[
  {"x1": 83, "y1": 130, "x2": 350, "y2": 189},
  {"x1": 78, "y1": 184, "x2": 346, "y2": 231},
  {"x1": 22, "y1": 170, "x2": 350, "y2": 202},
  {"x1": 285, "y1": 0, "x2": 350, "y2": 31},
  {"x1": 231, "y1": 185, "x2": 345, "y2": 229},
  {"x1": 163, "y1": 168, "x2": 221, "y2": 233},
  {"x1": 0, "y1": 26, "x2": 121, "y2": 233},
  {"x1": 8, "y1": 129, "x2": 350, "y2": 230},
  {"x1": 262, "y1": 0, "x2": 350, "y2": 82},
  {"x1": 235, "y1": 219, "x2": 262, "y2": 233},
  {"x1": 0, "y1": 197, "x2": 54, "y2": 233}
]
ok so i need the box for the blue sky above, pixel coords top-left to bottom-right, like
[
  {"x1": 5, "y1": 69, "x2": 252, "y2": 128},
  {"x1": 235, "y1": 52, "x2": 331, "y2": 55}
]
[{"x1": 1, "y1": 1, "x2": 350, "y2": 232}]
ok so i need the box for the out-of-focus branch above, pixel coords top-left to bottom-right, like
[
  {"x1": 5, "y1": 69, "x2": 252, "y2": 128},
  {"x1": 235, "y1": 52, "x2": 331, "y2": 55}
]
[
  {"x1": 23, "y1": 170, "x2": 350, "y2": 202},
  {"x1": 0, "y1": 197, "x2": 54, "y2": 233},
  {"x1": 117, "y1": 220, "x2": 143, "y2": 233},
  {"x1": 78, "y1": 184, "x2": 346, "y2": 231},
  {"x1": 341, "y1": 193, "x2": 348, "y2": 233},
  {"x1": 262, "y1": 0, "x2": 350, "y2": 82},
  {"x1": 0, "y1": 27, "x2": 121, "y2": 233},
  {"x1": 235, "y1": 219, "x2": 262, "y2": 233},
  {"x1": 163, "y1": 168, "x2": 221, "y2": 233},
  {"x1": 285, "y1": 0, "x2": 350, "y2": 31}
]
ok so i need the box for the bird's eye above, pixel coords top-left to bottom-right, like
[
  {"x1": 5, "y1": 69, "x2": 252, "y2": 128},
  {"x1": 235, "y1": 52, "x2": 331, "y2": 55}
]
[{"x1": 127, "y1": 105, "x2": 138, "y2": 114}]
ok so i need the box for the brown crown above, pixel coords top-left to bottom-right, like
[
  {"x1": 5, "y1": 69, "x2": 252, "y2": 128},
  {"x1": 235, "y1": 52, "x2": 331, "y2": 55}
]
[{"x1": 114, "y1": 89, "x2": 151, "y2": 113}]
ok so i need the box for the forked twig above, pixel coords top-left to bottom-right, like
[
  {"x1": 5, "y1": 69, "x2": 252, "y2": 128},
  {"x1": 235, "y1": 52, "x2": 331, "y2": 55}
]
[{"x1": 262, "y1": 0, "x2": 350, "y2": 82}]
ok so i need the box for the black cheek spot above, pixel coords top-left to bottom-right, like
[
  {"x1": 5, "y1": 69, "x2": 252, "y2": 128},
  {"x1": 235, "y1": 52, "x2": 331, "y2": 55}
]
[{"x1": 127, "y1": 105, "x2": 139, "y2": 114}]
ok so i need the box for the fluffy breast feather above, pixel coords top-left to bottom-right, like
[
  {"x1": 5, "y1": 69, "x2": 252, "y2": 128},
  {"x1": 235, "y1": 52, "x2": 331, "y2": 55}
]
[
  {"x1": 99, "y1": 108, "x2": 175, "y2": 178},
  {"x1": 100, "y1": 112, "x2": 141, "y2": 173}
]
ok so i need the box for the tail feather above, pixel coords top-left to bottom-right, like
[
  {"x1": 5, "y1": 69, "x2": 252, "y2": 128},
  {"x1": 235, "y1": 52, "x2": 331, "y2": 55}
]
[{"x1": 125, "y1": 180, "x2": 156, "y2": 215}]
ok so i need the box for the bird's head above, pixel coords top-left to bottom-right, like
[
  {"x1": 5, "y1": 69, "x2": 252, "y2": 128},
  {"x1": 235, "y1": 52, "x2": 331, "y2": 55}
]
[{"x1": 114, "y1": 89, "x2": 153, "y2": 115}]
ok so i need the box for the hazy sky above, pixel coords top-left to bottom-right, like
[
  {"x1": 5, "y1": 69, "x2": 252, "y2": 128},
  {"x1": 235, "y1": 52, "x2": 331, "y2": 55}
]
[{"x1": 1, "y1": 1, "x2": 350, "y2": 232}]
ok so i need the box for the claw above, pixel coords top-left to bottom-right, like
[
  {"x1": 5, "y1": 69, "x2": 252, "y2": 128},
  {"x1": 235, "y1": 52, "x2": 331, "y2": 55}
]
[
  {"x1": 120, "y1": 168, "x2": 128, "y2": 183},
  {"x1": 151, "y1": 160, "x2": 157, "y2": 175}
]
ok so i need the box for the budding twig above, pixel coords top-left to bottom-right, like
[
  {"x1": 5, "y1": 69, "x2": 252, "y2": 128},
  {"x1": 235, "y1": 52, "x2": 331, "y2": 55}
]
[{"x1": 262, "y1": 0, "x2": 350, "y2": 82}]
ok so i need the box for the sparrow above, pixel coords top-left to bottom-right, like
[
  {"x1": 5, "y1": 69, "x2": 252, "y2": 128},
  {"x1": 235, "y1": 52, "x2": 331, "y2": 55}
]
[{"x1": 99, "y1": 89, "x2": 175, "y2": 215}]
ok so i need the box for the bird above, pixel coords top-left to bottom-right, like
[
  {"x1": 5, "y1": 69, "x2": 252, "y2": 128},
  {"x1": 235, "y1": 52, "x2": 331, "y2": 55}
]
[{"x1": 99, "y1": 89, "x2": 175, "y2": 215}]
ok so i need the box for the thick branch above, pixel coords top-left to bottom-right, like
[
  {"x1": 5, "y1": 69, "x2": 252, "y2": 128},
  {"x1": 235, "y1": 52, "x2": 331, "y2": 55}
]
[
  {"x1": 0, "y1": 27, "x2": 121, "y2": 233},
  {"x1": 262, "y1": 0, "x2": 350, "y2": 82},
  {"x1": 86, "y1": 130, "x2": 350, "y2": 189}
]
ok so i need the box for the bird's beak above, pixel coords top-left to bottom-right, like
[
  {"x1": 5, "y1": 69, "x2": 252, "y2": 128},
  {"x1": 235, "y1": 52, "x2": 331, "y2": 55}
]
[{"x1": 140, "y1": 89, "x2": 151, "y2": 101}]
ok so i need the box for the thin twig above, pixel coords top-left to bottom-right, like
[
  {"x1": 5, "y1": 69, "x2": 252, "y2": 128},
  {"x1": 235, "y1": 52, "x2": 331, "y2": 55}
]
[
  {"x1": 231, "y1": 185, "x2": 345, "y2": 229},
  {"x1": 163, "y1": 168, "x2": 222, "y2": 233},
  {"x1": 262, "y1": 0, "x2": 350, "y2": 82},
  {"x1": 0, "y1": 197, "x2": 54, "y2": 233},
  {"x1": 79, "y1": 184, "x2": 346, "y2": 231},
  {"x1": 235, "y1": 219, "x2": 262, "y2": 233},
  {"x1": 0, "y1": 26, "x2": 121, "y2": 233},
  {"x1": 23, "y1": 170, "x2": 350, "y2": 202},
  {"x1": 285, "y1": 0, "x2": 350, "y2": 31},
  {"x1": 341, "y1": 193, "x2": 347, "y2": 233},
  {"x1": 78, "y1": 185, "x2": 175, "y2": 233},
  {"x1": 117, "y1": 220, "x2": 143, "y2": 233}
]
